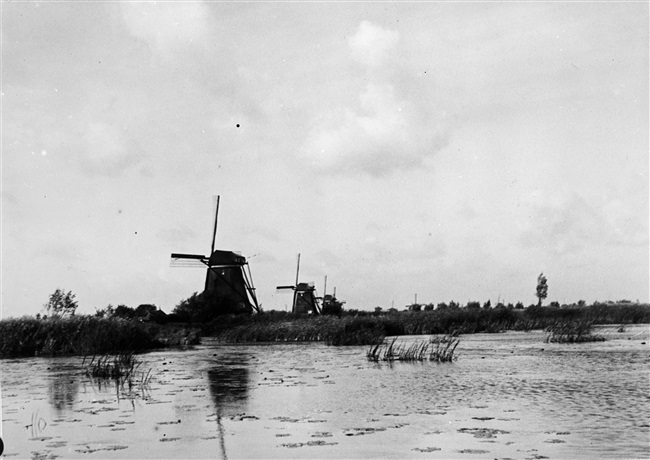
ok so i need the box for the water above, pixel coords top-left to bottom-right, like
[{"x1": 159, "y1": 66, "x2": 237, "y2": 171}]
[{"x1": 1, "y1": 325, "x2": 649, "y2": 459}]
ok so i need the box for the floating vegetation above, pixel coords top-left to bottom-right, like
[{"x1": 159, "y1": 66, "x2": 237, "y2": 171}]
[
  {"x1": 343, "y1": 427, "x2": 387, "y2": 436},
  {"x1": 366, "y1": 335, "x2": 460, "y2": 362},
  {"x1": 458, "y1": 428, "x2": 510, "y2": 438},
  {"x1": 412, "y1": 447, "x2": 442, "y2": 452},
  {"x1": 544, "y1": 320, "x2": 605, "y2": 343},
  {"x1": 281, "y1": 441, "x2": 338, "y2": 448},
  {"x1": 457, "y1": 449, "x2": 490, "y2": 454}
]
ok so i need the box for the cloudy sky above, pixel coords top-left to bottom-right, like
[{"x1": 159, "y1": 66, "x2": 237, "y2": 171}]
[{"x1": 2, "y1": 2, "x2": 648, "y2": 318}]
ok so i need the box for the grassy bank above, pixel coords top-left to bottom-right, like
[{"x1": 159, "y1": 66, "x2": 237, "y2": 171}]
[
  {"x1": 0, "y1": 316, "x2": 200, "y2": 358},
  {"x1": 202, "y1": 302, "x2": 650, "y2": 345},
  {"x1": 2, "y1": 302, "x2": 647, "y2": 357}
]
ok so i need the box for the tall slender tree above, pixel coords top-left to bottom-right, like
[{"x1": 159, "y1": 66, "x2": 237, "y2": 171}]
[{"x1": 536, "y1": 273, "x2": 548, "y2": 307}]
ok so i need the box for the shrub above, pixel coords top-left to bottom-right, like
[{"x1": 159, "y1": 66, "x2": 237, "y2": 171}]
[
  {"x1": 173, "y1": 291, "x2": 247, "y2": 322},
  {"x1": 43, "y1": 289, "x2": 78, "y2": 317}
]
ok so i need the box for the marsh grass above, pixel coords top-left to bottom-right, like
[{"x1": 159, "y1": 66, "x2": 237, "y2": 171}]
[
  {"x1": 544, "y1": 320, "x2": 606, "y2": 343},
  {"x1": 0, "y1": 316, "x2": 195, "y2": 358},
  {"x1": 83, "y1": 353, "x2": 153, "y2": 389},
  {"x1": 204, "y1": 303, "x2": 649, "y2": 346},
  {"x1": 367, "y1": 335, "x2": 460, "y2": 362}
]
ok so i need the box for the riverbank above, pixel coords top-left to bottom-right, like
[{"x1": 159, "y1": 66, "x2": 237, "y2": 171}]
[
  {"x1": 202, "y1": 302, "x2": 650, "y2": 344},
  {"x1": 1, "y1": 302, "x2": 648, "y2": 358},
  {"x1": 0, "y1": 316, "x2": 200, "y2": 358}
]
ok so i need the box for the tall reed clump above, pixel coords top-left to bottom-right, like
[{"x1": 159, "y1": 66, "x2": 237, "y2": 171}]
[
  {"x1": 367, "y1": 334, "x2": 460, "y2": 362},
  {"x1": 83, "y1": 352, "x2": 152, "y2": 388},
  {"x1": 0, "y1": 316, "x2": 162, "y2": 358},
  {"x1": 544, "y1": 319, "x2": 605, "y2": 343}
]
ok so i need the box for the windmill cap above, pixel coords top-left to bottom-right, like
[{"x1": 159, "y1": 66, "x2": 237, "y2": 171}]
[{"x1": 208, "y1": 250, "x2": 246, "y2": 266}]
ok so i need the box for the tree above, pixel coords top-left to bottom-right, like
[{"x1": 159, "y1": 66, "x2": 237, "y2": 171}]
[
  {"x1": 43, "y1": 289, "x2": 78, "y2": 317},
  {"x1": 536, "y1": 273, "x2": 548, "y2": 307},
  {"x1": 114, "y1": 304, "x2": 136, "y2": 318},
  {"x1": 95, "y1": 304, "x2": 115, "y2": 318},
  {"x1": 173, "y1": 291, "x2": 242, "y2": 323}
]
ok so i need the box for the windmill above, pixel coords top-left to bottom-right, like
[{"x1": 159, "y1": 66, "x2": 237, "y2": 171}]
[
  {"x1": 171, "y1": 196, "x2": 259, "y2": 314},
  {"x1": 276, "y1": 253, "x2": 320, "y2": 314}
]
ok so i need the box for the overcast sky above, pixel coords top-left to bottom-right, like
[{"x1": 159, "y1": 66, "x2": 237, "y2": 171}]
[{"x1": 2, "y1": 1, "x2": 648, "y2": 318}]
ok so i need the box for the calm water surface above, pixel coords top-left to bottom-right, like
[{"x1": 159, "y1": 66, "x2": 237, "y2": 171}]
[{"x1": 1, "y1": 325, "x2": 649, "y2": 459}]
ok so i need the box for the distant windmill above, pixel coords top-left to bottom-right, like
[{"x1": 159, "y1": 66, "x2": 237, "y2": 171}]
[
  {"x1": 171, "y1": 196, "x2": 259, "y2": 313},
  {"x1": 276, "y1": 253, "x2": 320, "y2": 314}
]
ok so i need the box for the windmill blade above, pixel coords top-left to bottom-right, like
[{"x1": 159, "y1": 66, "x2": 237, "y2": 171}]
[
  {"x1": 210, "y1": 195, "x2": 220, "y2": 255},
  {"x1": 171, "y1": 253, "x2": 208, "y2": 267},
  {"x1": 171, "y1": 253, "x2": 207, "y2": 260},
  {"x1": 170, "y1": 258, "x2": 208, "y2": 268},
  {"x1": 276, "y1": 285, "x2": 296, "y2": 291}
]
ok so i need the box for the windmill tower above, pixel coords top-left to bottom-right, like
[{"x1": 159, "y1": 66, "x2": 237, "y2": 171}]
[
  {"x1": 276, "y1": 254, "x2": 320, "y2": 314},
  {"x1": 171, "y1": 196, "x2": 259, "y2": 314}
]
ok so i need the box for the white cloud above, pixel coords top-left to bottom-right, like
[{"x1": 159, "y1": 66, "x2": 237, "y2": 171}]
[
  {"x1": 121, "y1": 2, "x2": 212, "y2": 55},
  {"x1": 303, "y1": 83, "x2": 446, "y2": 176},
  {"x1": 76, "y1": 122, "x2": 139, "y2": 176},
  {"x1": 516, "y1": 193, "x2": 644, "y2": 255},
  {"x1": 348, "y1": 21, "x2": 400, "y2": 67}
]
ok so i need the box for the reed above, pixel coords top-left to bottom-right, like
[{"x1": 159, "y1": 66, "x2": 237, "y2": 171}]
[
  {"x1": 367, "y1": 334, "x2": 460, "y2": 362},
  {"x1": 83, "y1": 352, "x2": 153, "y2": 389},
  {"x1": 0, "y1": 316, "x2": 163, "y2": 358},
  {"x1": 544, "y1": 320, "x2": 606, "y2": 343}
]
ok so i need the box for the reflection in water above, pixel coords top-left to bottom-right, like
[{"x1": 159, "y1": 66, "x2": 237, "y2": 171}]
[
  {"x1": 207, "y1": 366, "x2": 250, "y2": 415},
  {"x1": 207, "y1": 356, "x2": 251, "y2": 460},
  {"x1": 47, "y1": 361, "x2": 80, "y2": 415}
]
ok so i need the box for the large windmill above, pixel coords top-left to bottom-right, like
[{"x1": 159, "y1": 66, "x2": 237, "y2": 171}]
[
  {"x1": 171, "y1": 196, "x2": 259, "y2": 314},
  {"x1": 276, "y1": 254, "x2": 320, "y2": 314}
]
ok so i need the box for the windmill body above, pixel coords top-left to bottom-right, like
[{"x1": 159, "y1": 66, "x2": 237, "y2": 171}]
[
  {"x1": 204, "y1": 250, "x2": 258, "y2": 313},
  {"x1": 293, "y1": 282, "x2": 319, "y2": 314}
]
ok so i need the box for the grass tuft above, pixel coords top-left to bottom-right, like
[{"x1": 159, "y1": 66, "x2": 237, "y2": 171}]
[
  {"x1": 544, "y1": 320, "x2": 605, "y2": 343},
  {"x1": 83, "y1": 352, "x2": 153, "y2": 389},
  {"x1": 367, "y1": 334, "x2": 460, "y2": 362}
]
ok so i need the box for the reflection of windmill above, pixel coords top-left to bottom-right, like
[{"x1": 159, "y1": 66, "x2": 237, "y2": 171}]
[
  {"x1": 276, "y1": 254, "x2": 320, "y2": 314},
  {"x1": 171, "y1": 196, "x2": 259, "y2": 313},
  {"x1": 207, "y1": 356, "x2": 251, "y2": 460}
]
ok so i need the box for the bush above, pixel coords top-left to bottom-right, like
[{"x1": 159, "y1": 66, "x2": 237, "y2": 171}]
[{"x1": 173, "y1": 291, "x2": 248, "y2": 323}]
